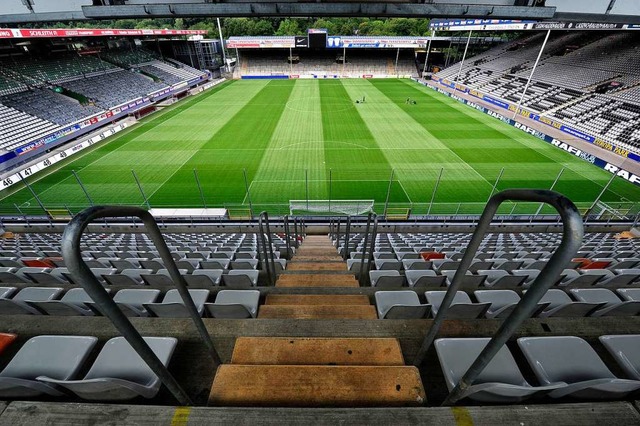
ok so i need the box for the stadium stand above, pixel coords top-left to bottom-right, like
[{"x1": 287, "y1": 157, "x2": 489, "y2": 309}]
[
  {"x1": 0, "y1": 103, "x2": 58, "y2": 151},
  {"x1": 239, "y1": 49, "x2": 418, "y2": 77},
  {"x1": 434, "y1": 31, "x2": 640, "y2": 154},
  {"x1": 0, "y1": 88, "x2": 103, "y2": 125},
  {"x1": 61, "y1": 70, "x2": 168, "y2": 109},
  {"x1": 0, "y1": 48, "x2": 210, "y2": 154}
]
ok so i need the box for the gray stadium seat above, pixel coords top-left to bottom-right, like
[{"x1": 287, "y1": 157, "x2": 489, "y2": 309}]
[
  {"x1": 369, "y1": 270, "x2": 405, "y2": 288},
  {"x1": 518, "y1": 336, "x2": 640, "y2": 399},
  {"x1": 0, "y1": 335, "x2": 97, "y2": 397},
  {"x1": 559, "y1": 269, "x2": 605, "y2": 287},
  {"x1": 599, "y1": 335, "x2": 640, "y2": 380},
  {"x1": 441, "y1": 270, "x2": 488, "y2": 289},
  {"x1": 617, "y1": 288, "x2": 640, "y2": 302},
  {"x1": 374, "y1": 291, "x2": 429, "y2": 319},
  {"x1": 140, "y1": 269, "x2": 189, "y2": 287},
  {"x1": 39, "y1": 336, "x2": 178, "y2": 400},
  {"x1": 19, "y1": 267, "x2": 66, "y2": 285},
  {"x1": 110, "y1": 289, "x2": 162, "y2": 317},
  {"x1": 184, "y1": 269, "x2": 223, "y2": 286},
  {"x1": 0, "y1": 287, "x2": 63, "y2": 315},
  {"x1": 204, "y1": 290, "x2": 260, "y2": 318},
  {"x1": 103, "y1": 269, "x2": 154, "y2": 286},
  {"x1": 0, "y1": 287, "x2": 16, "y2": 299},
  {"x1": 405, "y1": 270, "x2": 447, "y2": 288},
  {"x1": 402, "y1": 259, "x2": 432, "y2": 270},
  {"x1": 435, "y1": 337, "x2": 562, "y2": 403},
  {"x1": 221, "y1": 270, "x2": 259, "y2": 287},
  {"x1": 474, "y1": 290, "x2": 548, "y2": 319},
  {"x1": 425, "y1": 291, "x2": 490, "y2": 319},
  {"x1": 374, "y1": 259, "x2": 403, "y2": 271},
  {"x1": 480, "y1": 270, "x2": 527, "y2": 288},
  {"x1": 569, "y1": 288, "x2": 640, "y2": 317},
  {"x1": 143, "y1": 289, "x2": 209, "y2": 317},
  {"x1": 0, "y1": 267, "x2": 27, "y2": 284},
  {"x1": 201, "y1": 259, "x2": 230, "y2": 270},
  {"x1": 28, "y1": 288, "x2": 104, "y2": 316},
  {"x1": 229, "y1": 259, "x2": 259, "y2": 270},
  {"x1": 531, "y1": 289, "x2": 604, "y2": 318}
]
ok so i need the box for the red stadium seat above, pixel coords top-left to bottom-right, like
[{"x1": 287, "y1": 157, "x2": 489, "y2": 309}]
[
  {"x1": 0, "y1": 333, "x2": 17, "y2": 355},
  {"x1": 22, "y1": 259, "x2": 56, "y2": 268},
  {"x1": 420, "y1": 251, "x2": 445, "y2": 261}
]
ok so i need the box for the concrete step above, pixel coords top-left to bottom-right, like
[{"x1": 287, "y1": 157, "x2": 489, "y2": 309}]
[
  {"x1": 209, "y1": 365, "x2": 425, "y2": 407},
  {"x1": 264, "y1": 294, "x2": 370, "y2": 305},
  {"x1": 287, "y1": 262, "x2": 346, "y2": 271},
  {"x1": 276, "y1": 274, "x2": 359, "y2": 288},
  {"x1": 230, "y1": 337, "x2": 404, "y2": 365},
  {"x1": 257, "y1": 305, "x2": 377, "y2": 319}
]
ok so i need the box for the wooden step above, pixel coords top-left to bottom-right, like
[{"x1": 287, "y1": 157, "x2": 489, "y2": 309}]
[
  {"x1": 294, "y1": 255, "x2": 344, "y2": 262},
  {"x1": 287, "y1": 262, "x2": 346, "y2": 271},
  {"x1": 231, "y1": 337, "x2": 404, "y2": 365},
  {"x1": 258, "y1": 305, "x2": 377, "y2": 319},
  {"x1": 276, "y1": 274, "x2": 359, "y2": 288},
  {"x1": 265, "y1": 294, "x2": 370, "y2": 305},
  {"x1": 209, "y1": 365, "x2": 425, "y2": 407}
]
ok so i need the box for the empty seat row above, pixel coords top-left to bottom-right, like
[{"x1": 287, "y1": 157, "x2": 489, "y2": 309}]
[
  {"x1": 436, "y1": 335, "x2": 640, "y2": 402},
  {"x1": 0, "y1": 287, "x2": 260, "y2": 319},
  {"x1": 0, "y1": 335, "x2": 176, "y2": 400},
  {"x1": 374, "y1": 288, "x2": 640, "y2": 319}
]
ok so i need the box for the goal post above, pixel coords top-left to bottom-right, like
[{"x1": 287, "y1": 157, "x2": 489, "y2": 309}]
[{"x1": 289, "y1": 200, "x2": 375, "y2": 216}]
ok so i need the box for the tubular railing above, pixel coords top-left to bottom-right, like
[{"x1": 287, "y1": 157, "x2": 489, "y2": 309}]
[
  {"x1": 358, "y1": 212, "x2": 378, "y2": 286},
  {"x1": 258, "y1": 211, "x2": 277, "y2": 286},
  {"x1": 411, "y1": 189, "x2": 584, "y2": 405},
  {"x1": 283, "y1": 215, "x2": 292, "y2": 259},
  {"x1": 61, "y1": 206, "x2": 221, "y2": 406},
  {"x1": 342, "y1": 215, "x2": 352, "y2": 261}
]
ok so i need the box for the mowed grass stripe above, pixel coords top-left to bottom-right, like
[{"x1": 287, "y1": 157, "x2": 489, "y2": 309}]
[
  {"x1": 404, "y1": 80, "x2": 640, "y2": 204},
  {"x1": 319, "y1": 80, "x2": 405, "y2": 203},
  {"x1": 251, "y1": 79, "x2": 326, "y2": 203},
  {"x1": 378, "y1": 79, "x2": 598, "y2": 204},
  {"x1": 342, "y1": 79, "x2": 492, "y2": 204},
  {"x1": 149, "y1": 80, "x2": 294, "y2": 206},
  {"x1": 1, "y1": 81, "x2": 235, "y2": 211}
]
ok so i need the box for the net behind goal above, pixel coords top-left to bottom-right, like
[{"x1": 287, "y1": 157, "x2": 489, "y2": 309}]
[{"x1": 289, "y1": 200, "x2": 375, "y2": 216}]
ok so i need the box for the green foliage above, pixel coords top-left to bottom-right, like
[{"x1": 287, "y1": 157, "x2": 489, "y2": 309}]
[{"x1": 275, "y1": 19, "x2": 301, "y2": 36}]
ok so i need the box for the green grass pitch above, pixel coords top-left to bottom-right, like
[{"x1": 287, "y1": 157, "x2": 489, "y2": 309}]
[{"x1": 2, "y1": 78, "x2": 639, "y2": 216}]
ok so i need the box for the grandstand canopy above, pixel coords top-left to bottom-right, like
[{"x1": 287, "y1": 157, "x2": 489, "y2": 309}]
[{"x1": 1, "y1": 0, "x2": 640, "y2": 24}]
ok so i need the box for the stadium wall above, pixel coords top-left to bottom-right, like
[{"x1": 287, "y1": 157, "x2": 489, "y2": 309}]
[
  {"x1": 416, "y1": 79, "x2": 640, "y2": 187},
  {"x1": 1, "y1": 122, "x2": 129, "y2": 191}
]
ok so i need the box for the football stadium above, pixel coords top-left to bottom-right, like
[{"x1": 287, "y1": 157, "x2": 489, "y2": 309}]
[{"x1": 0, "y1": 0, "x2": 639, "y2": 424}]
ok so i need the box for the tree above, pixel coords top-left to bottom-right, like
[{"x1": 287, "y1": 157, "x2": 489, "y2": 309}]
[{"x1": 275, "y1": 19, "x2": 301, "y2": 36}]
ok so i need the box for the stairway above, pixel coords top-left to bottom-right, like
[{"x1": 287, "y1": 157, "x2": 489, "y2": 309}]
[
  {"x1": 210, "y1": 337, "x2": 426, "y2": 406},
  {"x1": 209, "y1": 235, "x2": 427, "y2": 407},
  {"x1": 263, "y1": 235, "x2": 368, "y2": 318}
]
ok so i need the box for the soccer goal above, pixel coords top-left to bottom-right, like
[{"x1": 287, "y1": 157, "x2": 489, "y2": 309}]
[{"x1": 289, "y1": 200, "x2": 375, "y2": 216}]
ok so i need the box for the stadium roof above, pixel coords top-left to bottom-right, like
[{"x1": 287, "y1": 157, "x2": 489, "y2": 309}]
[{"x1": 1, "y1": 1, "x2": 640, "y2": 24}]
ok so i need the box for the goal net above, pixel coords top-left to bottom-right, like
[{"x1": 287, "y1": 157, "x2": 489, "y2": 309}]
[{"x1": 289, "y1": 200, "x2": 375, "y2": 216}]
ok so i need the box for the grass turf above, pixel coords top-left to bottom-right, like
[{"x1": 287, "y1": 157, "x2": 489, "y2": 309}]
[{"x1": 1, "y1": 78, "x2": 639, "y2": 216}]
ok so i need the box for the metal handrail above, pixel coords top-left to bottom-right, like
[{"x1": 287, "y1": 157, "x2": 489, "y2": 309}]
[
  {"x1": 283, "y1": 215, "x2": 292, "y2": 259},
  {"x1": 258, "y1": 211, "x2": 277, "y2": 286},
  {"x1": 61, "y1": 206, "x2": 223, "y2": 406},
  {"x1": 342, "y1": 216, "x2": 352, "y2": 261},
  {"x1": 358, "y1": 213, "x2": 377, "y2": 286},
  {"x1": 411, "y1": 189, "x2": 583, "y2": 405}
]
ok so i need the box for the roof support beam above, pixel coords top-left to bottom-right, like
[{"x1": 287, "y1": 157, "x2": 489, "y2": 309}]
[{"x1": 80, "y1": 3, "x2": 556, "y2": 19}]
